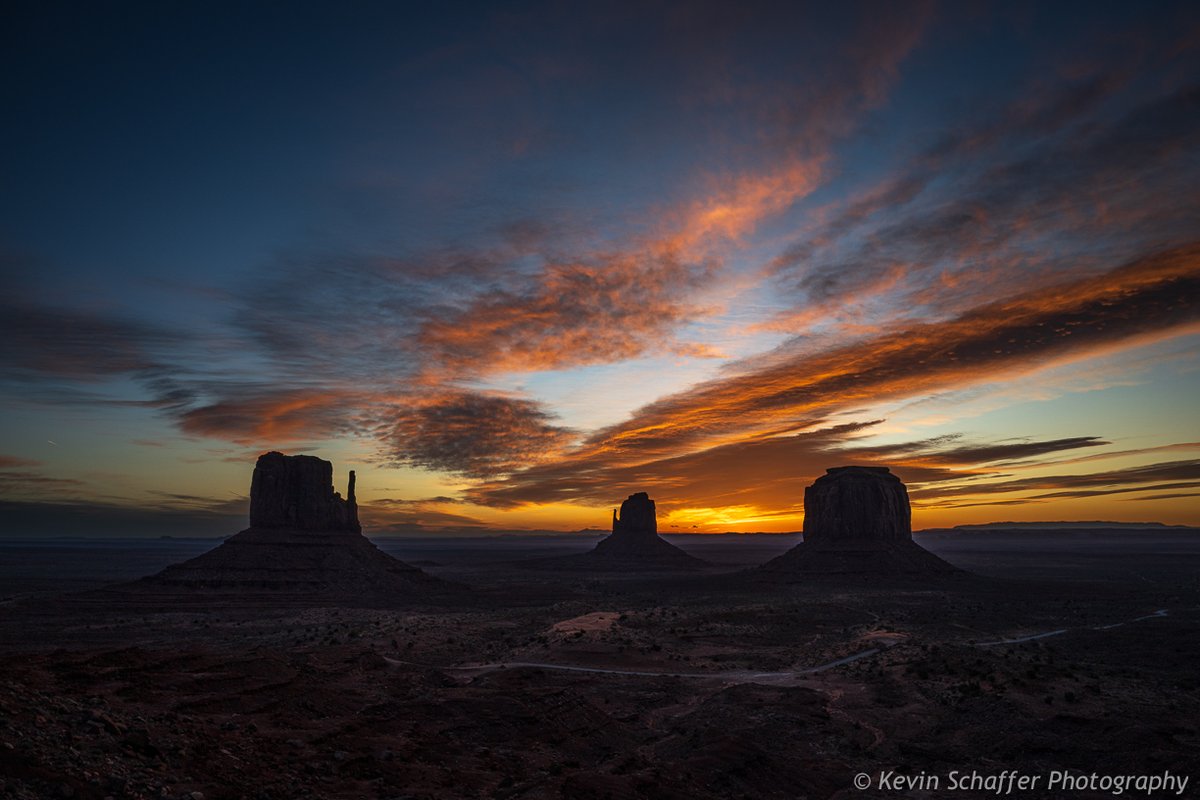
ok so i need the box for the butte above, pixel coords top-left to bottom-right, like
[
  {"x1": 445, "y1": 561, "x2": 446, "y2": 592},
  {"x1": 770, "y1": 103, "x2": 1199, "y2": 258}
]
[
  {"x1": 529, "y1": 491, "x2": 708, "y2": 571},
  {"x1": 760, "y1": 466, "x2": 958, "y2": 576},
  {"x1": 121, "y1": 451, "x2": 446, "y2": 603}
]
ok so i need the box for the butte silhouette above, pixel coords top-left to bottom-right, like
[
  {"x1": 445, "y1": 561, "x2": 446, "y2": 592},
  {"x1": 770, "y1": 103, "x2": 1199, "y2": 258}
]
[
  {"x1": 529, "y1": 491, "x2": 708, "y2": 571},
  {"x1": 128, "y1": 452, "x2": 445, "y2": 602},
  {"x1": 761, "y1": 466, "x2": 957, "y2": 576}
]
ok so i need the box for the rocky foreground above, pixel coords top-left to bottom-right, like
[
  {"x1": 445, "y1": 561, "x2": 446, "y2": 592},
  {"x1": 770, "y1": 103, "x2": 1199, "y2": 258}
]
[{"x1": 2, "y1": 559, "x2": 1198, "y2": 800}]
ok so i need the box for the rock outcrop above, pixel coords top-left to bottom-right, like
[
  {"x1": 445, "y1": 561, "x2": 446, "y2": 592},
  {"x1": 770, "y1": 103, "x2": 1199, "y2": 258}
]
[
  {"x1": 609, "y1": 492, "x2": 658, "y2": 537},
  {"x1": 802, "y1": 466, "x2": 910, "y2": 545},
  {"x1": 761, "y1": 466, "x2": 957, "y2": 576},
  {"x1": 249, "y1": 451, "x2": 360, "y2": 532},
  {"x1": 530, "y1": 492, "x2": 707, "y2": 571},
  {"x1": 128, "y1": 452, "x2": 445, "y2": 603}
]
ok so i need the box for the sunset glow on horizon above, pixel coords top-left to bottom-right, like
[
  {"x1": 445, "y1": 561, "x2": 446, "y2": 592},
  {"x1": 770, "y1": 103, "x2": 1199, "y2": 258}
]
[{"x1": 2, "y1": 1, "x2": 1198, "y2": 536}]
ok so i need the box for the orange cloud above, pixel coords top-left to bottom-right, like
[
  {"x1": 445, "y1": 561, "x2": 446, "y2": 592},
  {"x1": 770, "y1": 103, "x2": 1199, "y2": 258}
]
[
  {"x1": 177, "y1": 389, "x2": 356, "y2": 444},
  {"x1": 471, "y1": 244, "x2": 1200, "y2": 512},
  {"x1": 403, "y1": 7, "x2": 933, "y2": 384},
  {"x1": 588, "y1": 244, "x2": 1200, "y2": 459},
  {"x1": 414, "y1": 251, "x2": 717, "y2": 381},
  {"x1": 409, "y1": 155, "x2": 830, "y2": 384}
]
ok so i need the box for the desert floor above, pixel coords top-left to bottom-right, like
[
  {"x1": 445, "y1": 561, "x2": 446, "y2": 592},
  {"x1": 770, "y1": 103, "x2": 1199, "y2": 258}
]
[{"x1": 1, "y1": 531, "x2": 1197, "y2": 799}]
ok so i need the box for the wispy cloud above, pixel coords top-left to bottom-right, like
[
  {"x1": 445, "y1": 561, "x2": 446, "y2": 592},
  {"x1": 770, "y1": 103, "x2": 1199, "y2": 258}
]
[
  {"x1": 359, "y1": 495, "x2": 490, "y2": 533},
  {"x1": 913, "y1": 460, "x2": 1200, "y2": 507},
  {"x1": 0, "y1": 293, "x2": 177, "y2": 381},
  {"x1": 763, "y1": 60, "x2": 1200, "y2": 336},
  {"x1": 471, "y1": 244, "x2": 1199, "y2": 512},
  {"x1": 0, "y1": 455, "x2": 87, "y2": 501},
  {"x1": 573, "y1": 245, "x2": 1198, "y2": 460}
]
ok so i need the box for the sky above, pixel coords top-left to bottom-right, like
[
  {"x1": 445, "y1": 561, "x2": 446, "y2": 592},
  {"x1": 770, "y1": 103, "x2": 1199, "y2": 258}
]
[{"x1": 2, "y1": 0, "x2": 1199, "y2": 537}]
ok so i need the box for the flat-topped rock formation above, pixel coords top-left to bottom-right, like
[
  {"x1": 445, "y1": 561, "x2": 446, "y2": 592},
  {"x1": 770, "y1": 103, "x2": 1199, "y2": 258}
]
[
  {"x1": 802, "y1": 466, "x2": 910, "y2": 545},
  {"x1": 123, "y1": 452, "x2": 445, "y2": 602},
  {"x1": 249, "y1": 451, "x2": 360, "y2": 532},
  {"x1": 761, "y1": 466, "x2": 957, "y2": 576},
  {"x1": 527, "y1": 492, "x2": 708, "y2": 571},
  {"x1": 587, "y1": 492, "x2": 707, "y2": 566}
]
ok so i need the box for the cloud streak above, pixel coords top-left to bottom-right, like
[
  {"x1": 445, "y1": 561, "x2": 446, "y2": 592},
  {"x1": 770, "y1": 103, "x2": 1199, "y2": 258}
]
[
  {"x1": 763, "y1": 58, "x2": 1200, "y2": 336},
  {"x1": 578, "y1": 245, "x2": 1199, "y2": 460},
  {"x1": 472, "y1": 244, "x2": 1199, "y2": 512}
]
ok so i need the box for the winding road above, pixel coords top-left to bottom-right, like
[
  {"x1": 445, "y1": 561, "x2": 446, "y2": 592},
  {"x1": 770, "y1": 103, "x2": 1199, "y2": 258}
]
[
  {"x1": 385, "y1": 608, "x2": 1173, "y2": 686},
  {"x1": 430, "y1": 646, "x2": 885, "y2": 685},
  {"x1": 975, "y1": 608, "x2": 1168, "y2": 646}
]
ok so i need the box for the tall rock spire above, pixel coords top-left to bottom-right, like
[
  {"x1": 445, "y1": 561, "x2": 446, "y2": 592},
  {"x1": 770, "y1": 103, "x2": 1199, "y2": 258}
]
[{"x1": 347, "y1": 470, "x2": 359, "y2": 533}]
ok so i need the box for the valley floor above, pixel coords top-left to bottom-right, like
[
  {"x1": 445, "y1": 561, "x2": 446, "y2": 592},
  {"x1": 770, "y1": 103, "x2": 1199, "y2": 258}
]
[{"x1": 1, "y1": 531, "x2": 1198, "y2": 799}]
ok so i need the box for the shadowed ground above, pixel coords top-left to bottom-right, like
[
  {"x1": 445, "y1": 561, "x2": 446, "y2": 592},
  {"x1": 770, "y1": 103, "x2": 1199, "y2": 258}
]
[{"x1": 0, "y1": 529, "x2": 1198, "y2": 799}]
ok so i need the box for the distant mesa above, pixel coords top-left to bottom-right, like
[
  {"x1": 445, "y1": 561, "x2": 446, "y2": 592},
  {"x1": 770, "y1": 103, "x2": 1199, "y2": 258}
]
[
  {"x1": 528, "y1": 491, "x2": 708, "y2": 571},
  {"x1": 592, "y1": 492, "x2": 707, "y2": 565},
  {"x1": 125, "y1": 452, "x2": 446, "y2": 602},
  {"x1": 761, "y1": 466, "x2": 958, "y2": 576},
  {"x1": 946, "y1": 520, "x2": 1191, "y2": 531}
]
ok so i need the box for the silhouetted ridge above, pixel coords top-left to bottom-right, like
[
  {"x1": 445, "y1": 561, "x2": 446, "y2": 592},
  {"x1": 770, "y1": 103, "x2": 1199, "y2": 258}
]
[{"x1": 762, "y1": 466, "x2": 957, "y2": 576}]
